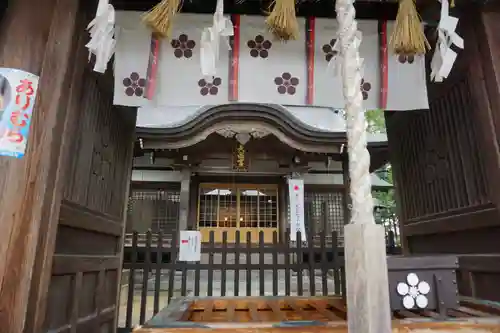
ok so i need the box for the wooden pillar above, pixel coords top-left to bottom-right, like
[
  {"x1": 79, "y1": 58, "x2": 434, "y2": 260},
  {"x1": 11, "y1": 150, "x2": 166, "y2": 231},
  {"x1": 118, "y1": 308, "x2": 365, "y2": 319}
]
[
  {"x1": 472, "y1": 10, "x2": 500, "y2": 212},
  {"x1": 0, "y1": 0, "x2": 80, "y2": 332},
  {"x1": 341, "y1": 154, "x2": 391, "y2": 333},
  {"x1": 188, "y1": 175, "x2": 199, "y2": 229},
  {"x1": 178, "y1": 169, "x2": 191, "y2": 231},
  {"x1": 384, "y1": 114, "x2": 410, "y2": 255},
  {"x1": 278, "y1": 178, "x2": 288, "y2": 243}
]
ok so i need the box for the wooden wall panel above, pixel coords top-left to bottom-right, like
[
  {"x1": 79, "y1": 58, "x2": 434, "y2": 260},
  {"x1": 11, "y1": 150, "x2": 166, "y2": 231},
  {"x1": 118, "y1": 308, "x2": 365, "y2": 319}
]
[
  {"x1": 38, "y1": 3, "x2": 137, "y2": 332},
  {"x1": 0, "y1": 0, "x2": 83, "y2": 331},
  {"x1": 63, "y1": 74, "x2": 132, "y2": 219},
  {"x1": 457, "y1": 254, "x2": 500, "y2": 302},
  {"x1": 386, "y1": 6, "x2": 500, "y2": 255}
]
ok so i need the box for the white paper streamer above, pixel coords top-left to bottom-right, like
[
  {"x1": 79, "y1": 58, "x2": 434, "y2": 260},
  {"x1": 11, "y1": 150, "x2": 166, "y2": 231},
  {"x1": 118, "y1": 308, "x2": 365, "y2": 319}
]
[
  {"x1": 86, "y1": 0, "x2": 116, "y2": 73},
  {"x1": 430, "y1": 0, "x2": 464, "y2": 82},
  {"x1": 335, "y1": 0, "x2": 375, "y2": 225},
  {"x1": 200, "y1": 0, "x2": 234, "y2": 77}
]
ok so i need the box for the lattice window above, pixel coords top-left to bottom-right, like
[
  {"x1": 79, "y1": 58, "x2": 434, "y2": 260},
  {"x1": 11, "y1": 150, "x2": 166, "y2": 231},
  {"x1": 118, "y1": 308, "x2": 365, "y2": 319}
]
[
  {"x1": 127, "y1": 188, "x2": 180, "y2": 234},
  {"x1": 287, "y1": 189, "x2": 345, "y2": 241},
  {"x1": 199, "y1": 187, "x2": 237, "y2": 227},
  {"x1": 307, "y1": 191, "x2": 345, "y2": 234},
  {"x1": 240, "y1": 189, "x2": 259, "y2": 228},
  {"x1": 198, "y1": 185, "x2": 278, "y2": 229},
  {"x1": 257, "y1": 189, "x2": 278, "y2": 228}
]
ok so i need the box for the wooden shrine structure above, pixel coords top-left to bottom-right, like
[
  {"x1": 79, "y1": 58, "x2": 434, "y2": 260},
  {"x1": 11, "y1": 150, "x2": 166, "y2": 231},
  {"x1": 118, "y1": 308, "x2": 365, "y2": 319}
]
[
  {"x1": 386, "y1": 4, "x2": 500, "y2": 302},
  {"x1": 0, "y1": 0, "x2": 500, "y2": 333}
]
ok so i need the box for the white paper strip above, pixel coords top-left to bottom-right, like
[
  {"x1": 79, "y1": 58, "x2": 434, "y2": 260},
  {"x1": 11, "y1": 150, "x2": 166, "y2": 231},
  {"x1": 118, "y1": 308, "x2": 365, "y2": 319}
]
[
  {"x1": 200, "y1": 0, "x2": 234, "y2": 77},
  {"x1": 86, "y1": 0, "x2": 116, "y2": 73},
  {"x1": 430, "y1": 0, "x2": 464, "y2": 82}
]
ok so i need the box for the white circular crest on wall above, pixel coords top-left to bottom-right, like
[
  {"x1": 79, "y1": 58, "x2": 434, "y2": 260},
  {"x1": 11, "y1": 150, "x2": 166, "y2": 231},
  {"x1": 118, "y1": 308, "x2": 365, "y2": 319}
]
[{"x1": 396, "y1": 273, "x2": 431, "y2": 310}]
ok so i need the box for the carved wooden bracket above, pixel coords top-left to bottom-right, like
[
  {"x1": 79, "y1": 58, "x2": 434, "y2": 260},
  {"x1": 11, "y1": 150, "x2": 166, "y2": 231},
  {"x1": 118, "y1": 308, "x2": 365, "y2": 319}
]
[{"x1": 216, "y1": 126, "x2": 270, "y2": 144}]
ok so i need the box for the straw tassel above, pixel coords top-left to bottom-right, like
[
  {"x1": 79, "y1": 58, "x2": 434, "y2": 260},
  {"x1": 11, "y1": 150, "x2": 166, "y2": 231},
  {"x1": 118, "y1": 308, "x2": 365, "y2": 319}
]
[
  {"x1": 142, "y1": 0, "x2": 182, "y2": 38},
  {"x1": 265, "y1": 0, "x2": 299, "y2": 41},
  {"x1": 389, "y1": 0, "x2": 430, "y2": 56}
]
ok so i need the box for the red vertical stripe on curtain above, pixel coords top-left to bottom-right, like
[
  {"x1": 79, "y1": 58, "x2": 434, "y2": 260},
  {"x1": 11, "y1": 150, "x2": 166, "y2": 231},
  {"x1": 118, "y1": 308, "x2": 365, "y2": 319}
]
[
  {"x1": 145, "y1": 34, "x2": 161, "y2": 100},
  {"x1": 229, "y1": 14, "x2": 240, "y2": 101},
  {"x1": 306, "y1": 17, "x2": 316, "y2": 105},
  {"x1": 379, "y1": 21, "x2": 388, "y2": 109}
]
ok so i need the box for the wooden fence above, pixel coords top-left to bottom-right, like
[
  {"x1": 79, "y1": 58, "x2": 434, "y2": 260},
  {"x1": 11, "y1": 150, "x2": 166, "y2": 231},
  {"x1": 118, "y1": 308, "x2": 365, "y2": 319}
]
[{"x1": 119, "y1": 230, "x2": 345, "y2": 330}]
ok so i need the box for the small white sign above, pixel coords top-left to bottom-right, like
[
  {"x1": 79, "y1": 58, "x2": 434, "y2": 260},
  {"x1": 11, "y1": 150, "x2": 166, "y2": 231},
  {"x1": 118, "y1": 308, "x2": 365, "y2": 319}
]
[
  {"x1": 179, "y1": 230, "x2": 201, "y2": 262},
  {"x1": 288, "y1": 178, "x2": 307, "y2": 242}
]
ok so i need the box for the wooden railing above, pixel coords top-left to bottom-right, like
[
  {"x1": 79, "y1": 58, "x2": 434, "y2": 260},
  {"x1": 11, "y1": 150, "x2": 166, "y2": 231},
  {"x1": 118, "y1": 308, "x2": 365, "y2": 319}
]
[{"x1": 124, "y1": 232, "x2": 173, "y2": 248}]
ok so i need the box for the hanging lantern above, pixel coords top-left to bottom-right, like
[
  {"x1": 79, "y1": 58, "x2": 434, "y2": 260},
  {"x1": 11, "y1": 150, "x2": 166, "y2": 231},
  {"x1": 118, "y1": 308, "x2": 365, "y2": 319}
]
[
  {"x1": 265, "y1": 0, "x2": 299, "y2": 41},
  {"x1": 142, "y1": 0, "x2": 182, "y2": 38},
  {"x1": 389, "y1": 0, "x2": 430, "y2": 56}
]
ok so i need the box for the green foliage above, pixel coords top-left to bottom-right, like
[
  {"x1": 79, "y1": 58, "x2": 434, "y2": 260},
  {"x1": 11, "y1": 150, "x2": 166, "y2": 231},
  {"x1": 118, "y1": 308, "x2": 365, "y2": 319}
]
[
  {"x1": 365, "y1": 109, "x2": 386, "y2": 134},
  {"x1": 373, "y1": 166, "x2": 396, "y2": 225},
  {"x1": 365, "y1": 109, "x2": 397, "y2": 223}
]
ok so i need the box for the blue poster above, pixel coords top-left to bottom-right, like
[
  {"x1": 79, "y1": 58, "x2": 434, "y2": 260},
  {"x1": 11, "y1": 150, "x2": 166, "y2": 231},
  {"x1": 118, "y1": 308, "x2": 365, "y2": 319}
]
[{"x1": 0, "y1": 68, "x2": 40, "y2": 158}]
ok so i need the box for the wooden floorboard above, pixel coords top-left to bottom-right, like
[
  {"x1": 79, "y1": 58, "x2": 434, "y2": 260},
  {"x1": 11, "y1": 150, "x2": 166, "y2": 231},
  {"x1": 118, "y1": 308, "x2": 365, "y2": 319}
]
[
  {"x1": 308, "y1": 300, "x2": 343, "y2": 321},
  {"x1": 137, "y1": 296, "x2": 500, "y2": 333},
  {"x1": 133, "y1": 320, "x2": 500, "y2": 333}
]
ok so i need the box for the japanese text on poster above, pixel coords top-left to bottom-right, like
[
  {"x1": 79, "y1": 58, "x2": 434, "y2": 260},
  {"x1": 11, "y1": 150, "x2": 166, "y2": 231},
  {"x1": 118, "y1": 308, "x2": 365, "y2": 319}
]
[
  {"x1": 288, "y1": 178, "x2": 307, "y2": 242},
  {"x1": 179, "y1": 230, "x2": 202, "y2": 262},
  {"x1": 0, "y1": 68, "x2": 39, "y2": 158}
]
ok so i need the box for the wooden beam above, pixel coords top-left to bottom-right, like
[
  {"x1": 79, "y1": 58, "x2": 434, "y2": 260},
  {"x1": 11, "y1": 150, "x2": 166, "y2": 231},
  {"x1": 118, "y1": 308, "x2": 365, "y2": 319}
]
[
  {"x1": 0, "y1": 0, "x2": 80, "y2": 332},
  {"x1": 51, "y1": 254, "x2": 121, "y2": 275},
  {"x1": 403, "y1": 205, "x2": 498, "y2": 236},
  {"x1": 112, "y1": 113, "x2": 137, "y2": 331},
  {"x1": 59, "y1": 200, "x2": 123, "y2": 236},
  {"x1": 112, "y1": 0, "x2": 399, "y2": 20}
]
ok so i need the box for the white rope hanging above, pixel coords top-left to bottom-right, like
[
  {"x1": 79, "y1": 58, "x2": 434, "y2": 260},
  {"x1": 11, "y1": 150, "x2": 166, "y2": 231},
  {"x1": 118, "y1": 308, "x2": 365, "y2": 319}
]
[
  {"x1": 200, "y1": 0, "x2": 234, "y2": 77},
  {"x1": 335, "y1": 0, "x2": 375, "y2": 225},
  {"x1": 430, "y1": 0, "x2": 463, "y2": 82},
  {"x1": 86, "y1": 0, "x2": 116, "y2": 73},
  {"x1": 327, "y1": 30, "x2": 364, "y2": 79}
]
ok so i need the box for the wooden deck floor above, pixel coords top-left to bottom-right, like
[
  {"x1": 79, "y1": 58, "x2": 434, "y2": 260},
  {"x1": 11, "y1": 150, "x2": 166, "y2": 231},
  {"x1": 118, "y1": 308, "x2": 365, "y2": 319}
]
[
  {"x1": 135, "y1": 323, "x2": 500, "y2": 333},
  {"x1": 133, "y1": 296, "x2": 500, "y2": 333}
]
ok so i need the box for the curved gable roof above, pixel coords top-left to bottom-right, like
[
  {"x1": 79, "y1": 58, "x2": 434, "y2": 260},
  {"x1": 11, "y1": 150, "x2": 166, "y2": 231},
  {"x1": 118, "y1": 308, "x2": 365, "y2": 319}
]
[{"x1": 137, "y1": 103, "x2": 348, "y2": 143}]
